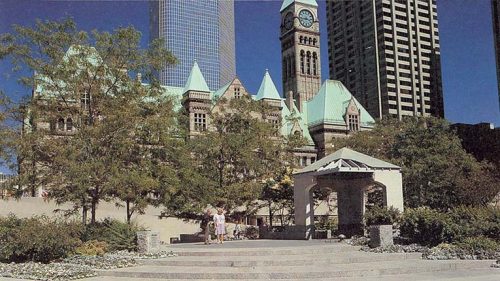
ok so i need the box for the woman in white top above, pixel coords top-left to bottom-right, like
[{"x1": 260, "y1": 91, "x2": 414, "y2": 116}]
[{"x1": 213, "y1": 208, "x2": 225, "y2": 244}]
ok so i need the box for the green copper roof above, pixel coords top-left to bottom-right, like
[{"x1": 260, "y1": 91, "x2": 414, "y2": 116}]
[
  {"x1": 296, "y1": 147, "x2": 400, "y2": 175},
  {"x1": 255, "y1": 70, "x2": 281, "y2": 101},
  {"x1": 281, "y1": 100, "x2": 315, "y2": 145},
  {"x1": 280, "y1": 0, "x2": 318, "y2": 12},
  {"x1": 306, "y1": 80, "x2": 375, "y2": 127},
  {"x1": 212, "y1": 80, "x2": 233, "y2": 102},
  {"x1": 183, "y1": 61, "x2": 210, "y2": 93}
]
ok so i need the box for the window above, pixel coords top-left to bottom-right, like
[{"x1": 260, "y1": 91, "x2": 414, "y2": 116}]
[
  {"x1": 57, "y1": 118, "x2": 65, "y2": 131},
  {"x1": 66, "y1": 118, "x2": 73, "y2": 131},
  {"x1": 234, "y1": 87, "x2": 241, "y2": 99},
  {"x1": 81, "y1": 92, "x2": 90, "y2": 110},
  {"x1": 348, "y1": 114, "x2": 359, "y2": 131},
  {"x1": 194, "y1": 113, "x2": 207, "y2": 131},
  {"x1": 312, "y1": 52, "x2": 318, "y2": 76},
  {"x1": 306, "y1": 51, "x2": 311, "y2": 75},
  {"x1": 300, "y1": 51, "x2": 305, "y2": 74}
]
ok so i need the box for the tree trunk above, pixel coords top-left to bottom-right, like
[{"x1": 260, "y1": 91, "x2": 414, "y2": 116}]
[
  {"x1": 90, "y1": 195, "x2": 98, "y2": 224},
  {"x1": 268, "y1": 201, "x2": 273, "y2": 227},
  {"x1": 126, "y1": 200, "x2": 133, "y2": 224},
  {"x1": 82, "y1": 205, "x2": 88, "y2": 225}
]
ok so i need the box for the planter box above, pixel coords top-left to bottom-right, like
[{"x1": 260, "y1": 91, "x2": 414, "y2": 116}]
[
  {"x1": 137, "y1": 231, "x2": 161, "y2": 253},
  {"x1": 369, "y1": 225, "x2": 393, "y2": 248}
]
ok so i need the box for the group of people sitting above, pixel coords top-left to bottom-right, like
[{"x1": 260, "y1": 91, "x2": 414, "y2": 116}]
[{"x1": 201, "y1": 208, "x2": 243, "y2": 245}]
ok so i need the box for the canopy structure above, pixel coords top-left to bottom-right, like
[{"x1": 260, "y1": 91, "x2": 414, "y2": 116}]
[{"x1": 293, "y1": 148, "x2": 404, "y2": 239}]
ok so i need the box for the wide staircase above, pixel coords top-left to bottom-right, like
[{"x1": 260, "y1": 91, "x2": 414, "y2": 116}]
[{"x1": 96, "y1": 240, "x2": 498, "y2": 280}]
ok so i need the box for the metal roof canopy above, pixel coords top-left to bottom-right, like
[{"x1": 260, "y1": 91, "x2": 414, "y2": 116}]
[{"x1": 295, "y1": 147, "x2": 400, "y2": 176}]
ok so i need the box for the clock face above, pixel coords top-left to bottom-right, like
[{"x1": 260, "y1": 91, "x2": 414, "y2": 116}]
[
  {"x1": 298, "y1": 9, "x2": 314, "y2": 28},
  {"x1": 284, "y1": 12, "x2": 294, "y2": 30}
]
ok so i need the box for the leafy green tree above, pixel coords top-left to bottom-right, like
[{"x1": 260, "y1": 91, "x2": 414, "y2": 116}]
[
  {"x1": 0, "y1": 19, "x2": 178, "y2": 223},
  {"x1": 331, "y1": 117, "x2": 499, "y2": 210},
  {"x1": 260, "y1": 167, "x2": 295, "y2": 227},
  {"x1": 186, "y1": 97, "x2": 298, "y2": 216}
]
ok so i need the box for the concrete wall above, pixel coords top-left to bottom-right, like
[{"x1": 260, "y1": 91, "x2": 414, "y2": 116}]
[{"x1": 0, "y1": 198, "x2": 200, "y2": 244}]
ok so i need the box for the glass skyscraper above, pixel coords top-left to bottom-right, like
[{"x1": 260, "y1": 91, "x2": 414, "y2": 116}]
[{"x1": 150, "y1": 0, "x2": 236, "y2": 90}]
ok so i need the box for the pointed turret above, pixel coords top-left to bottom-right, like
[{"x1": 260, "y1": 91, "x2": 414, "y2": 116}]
[
  {"x1": 255, "y1": 69, "x2": 281, "y2": 101},
  {"x1": 280, "y1": 0, "x2": 318, "y2": 12},
  {"x1": 183, "y1": 60, "x2": 210, "y2": 93}
]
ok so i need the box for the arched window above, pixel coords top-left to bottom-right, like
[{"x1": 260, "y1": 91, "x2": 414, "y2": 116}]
[
  {"x1": 291, "y1": 56, "x2": 296, "y2": 77},
  {"x1": 281, "y1": 58, "x2": 288, "y2": 80},
  {"x1": 313, "y1": 38, "x2": 317, "y2": 46},
  {"x1": 300, "y1": 51, "x2": 305, "y2": 74},
  {"x1": 313, "y1": 52, "x2": 318, "y2": 76},
  {"x1": 306, "y1": 51, "x2": 311, "y2": 75},
  {"x1": 81, "y1": 92, "x2": 90, "y2": 110},
  {"x1": 58, "y1": 118, "x2": 65, "y2": 131},
  {"x1": 66, "y1": 118, "x2": 73, "y2": 131},
  {"x1": 308, "y1": 37, "x2": 312, "y2": 45},
  {"x1": 299, "y1": 36, "x2": 303, "y2": 44}
]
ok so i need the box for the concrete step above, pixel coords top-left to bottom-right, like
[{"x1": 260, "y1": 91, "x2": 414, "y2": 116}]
[
  {"x1": 140, "y1": 252, "x2": 422, "y2": 267},
  {"x1": 168, "y1": 244, "x2": 360, "y2": 256},
  {"x1": 97, "y1": 259, "x2": 495, "y2": 279}
]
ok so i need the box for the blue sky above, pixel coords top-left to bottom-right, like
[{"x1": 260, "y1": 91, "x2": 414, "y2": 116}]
[{"x1": 0, "y1": 0, "x2": 499, "y2": 173}]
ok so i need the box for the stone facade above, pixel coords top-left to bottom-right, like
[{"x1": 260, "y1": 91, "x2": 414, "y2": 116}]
[{"x1": 280, "y1": 0, "x2": 322, "y2": 111}]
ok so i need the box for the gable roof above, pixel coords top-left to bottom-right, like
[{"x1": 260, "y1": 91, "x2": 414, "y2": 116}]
[
  {"x1": 306, "y1": 80, "x2": 375, "y2": 127},
  {"x1": 280, "y1": 0, "x2": 318, "y2": 12},
  {"x1": 255, "y1": 70, "x2": 281, "y2": 101},
  {"x1": 183, "y1": 60, "x2": 210, "y2": 93},
  {"x1": 212, "y1": 80, "x2": 233, "y2": 102},
  {"x1": 296, "y1": 147, "x2": 400, "y2": 175},
  {"x1": 281, "y1": 100, "x2": 315, "y2": 145}
]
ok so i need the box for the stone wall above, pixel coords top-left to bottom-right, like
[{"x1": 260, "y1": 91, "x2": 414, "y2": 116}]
[{"x1": 0, "y1": 197, "x2": 199, "y2": 244}]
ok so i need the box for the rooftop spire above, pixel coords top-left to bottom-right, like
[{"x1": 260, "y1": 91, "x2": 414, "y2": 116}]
[
  {"x1": 183, "y1": 60, "x2": 210, "y2": 93},
  {"x1": 280, "y1": 0, "x2": 318, "y2": 12},
  {"x1": 255, "y1": 69, "x2": 281, "y2": 100}
]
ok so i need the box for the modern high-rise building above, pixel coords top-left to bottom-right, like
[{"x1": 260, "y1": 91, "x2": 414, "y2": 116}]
[
  {"x1": 149, "y1": 0, "x2": 236, "y2": 90},
  {"x1": 326, "y1": 0, "x2": 444, "y2": 119},
  {"x1": 492, "y1": 0, "x2": 500, "y2": 110}
]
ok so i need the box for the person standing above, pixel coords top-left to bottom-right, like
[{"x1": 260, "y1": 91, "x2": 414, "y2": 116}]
[
  {"x1": 202, "y1": 209, "x2": 212, "y2": 245},
  {"x1": 213, "y1": 208, "x2": 226, "y2": 244}
]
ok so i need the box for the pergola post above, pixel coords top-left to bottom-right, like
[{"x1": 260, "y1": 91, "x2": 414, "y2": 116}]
[
  {"x1": 293, "y1": 174, "x2": 316, "y2": 239},
  {"x1": 373, "y1": 170, "x2": 404, "y2": 212},
  {"x1": 336, "y1": 179, "x2": 367, "y2": 237}
]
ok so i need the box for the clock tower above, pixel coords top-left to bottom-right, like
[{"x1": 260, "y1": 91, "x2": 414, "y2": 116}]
[{"x1": 280, "y1": 0, "x2": 321, "y2": 112}]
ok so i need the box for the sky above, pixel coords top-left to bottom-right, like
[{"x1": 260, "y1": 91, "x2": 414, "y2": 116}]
[{"x1": 0, "y1": 0, "x2": 499, "y2": 172}]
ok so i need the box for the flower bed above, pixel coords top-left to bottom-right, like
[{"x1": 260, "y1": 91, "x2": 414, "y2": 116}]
[{"x1": 0, "y1": 250, "x2": 178, "y2": 280}]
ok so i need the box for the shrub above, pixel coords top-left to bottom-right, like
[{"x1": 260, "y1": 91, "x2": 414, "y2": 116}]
[
  {"x1": 0, "y1": 215, "x2": 82, "y2": 263},
  {"x1": 364, "y1": 206, "x2": 400, "y2": 226},
  {"x1": 75, "y1": 240, "x2": 108, "y2": 256},
  {"x1": 447, "y1": 206, "x2": 500, "y2": 242},
  {"x1": 455, "y1": 237, "x2": 499, "y2": 253},
  {"x1": 245, "y1": 226, "x2": 259, "y2": 239},
  {"x1": 399, "y1": 207, "x2": 455, "y2": 247},
  {"x1": 315, "y1": 217, "x2": 338, "y2": 233},
  {"x1": 82, "y1": 218, "x2": 141, "y2": 252}
]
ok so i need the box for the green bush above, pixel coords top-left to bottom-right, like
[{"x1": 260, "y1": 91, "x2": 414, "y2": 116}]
[
  {"x1": 399, "y1": 207, "x2": 455, "y2": 247},
  {"x1": 75, "y1": 240, "x2": 108, "y2": 256},
  {"x1": 0, "y1": 215, "x2": 82, "y2": 263},
  {"x1": 455, "y1": 237, "x2": 499, "y2": 253},
  {"x1": 400, "y1": 207, "x2": 500, "y2": 247},
  {"x1": 315, "y1": 217, "x2": 338, "y2": 232},
  {"x1": 447, "y1": 206, "x2": 500, "y2": 242},
  {"x1": 82, "y1": 218, "x2": 141, "y2": 252},
  {"x1": 364, "y1": 206, "x2": 400, "y2": 226},
  {"x1": 245, "y1": 226, "x2": 259, "y2": 239}
]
